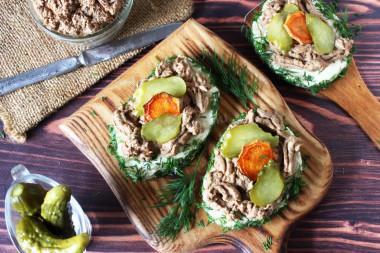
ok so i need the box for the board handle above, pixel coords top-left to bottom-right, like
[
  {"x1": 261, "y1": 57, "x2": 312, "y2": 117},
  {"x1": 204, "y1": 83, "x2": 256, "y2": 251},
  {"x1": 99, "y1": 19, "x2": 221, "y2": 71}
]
[
  {"x1": 319, "y1": 58, "x2": 380, "y2": 150},
  {"x1": 206, "y1": 228, "x2": 286, "y2": 253}
]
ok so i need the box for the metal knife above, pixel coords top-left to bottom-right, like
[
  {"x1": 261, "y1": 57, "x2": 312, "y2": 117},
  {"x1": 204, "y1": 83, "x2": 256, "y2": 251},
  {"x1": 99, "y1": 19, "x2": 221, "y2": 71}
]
[{"x1": 0, "y1": 22, "x2": 183, "y2": 96}]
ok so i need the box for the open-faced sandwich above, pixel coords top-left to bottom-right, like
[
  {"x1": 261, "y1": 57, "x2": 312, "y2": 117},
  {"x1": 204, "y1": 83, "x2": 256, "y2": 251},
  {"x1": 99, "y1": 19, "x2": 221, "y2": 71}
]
[
  {"x1": 202, "y1": 109, "x2": 304, "y2": 230},
  {"x1": 249, "y1": 0, "x2": 354, "y2": 92},
  {"x1": 108, "y1": 56, "x2": 220, "y2": 181}
]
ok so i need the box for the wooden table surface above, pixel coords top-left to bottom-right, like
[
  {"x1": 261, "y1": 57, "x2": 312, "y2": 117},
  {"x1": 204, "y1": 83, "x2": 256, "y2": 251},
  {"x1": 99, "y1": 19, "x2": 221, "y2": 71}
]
[{"x1": 1, "y1": 0, "x2": 379, "y2": 252}]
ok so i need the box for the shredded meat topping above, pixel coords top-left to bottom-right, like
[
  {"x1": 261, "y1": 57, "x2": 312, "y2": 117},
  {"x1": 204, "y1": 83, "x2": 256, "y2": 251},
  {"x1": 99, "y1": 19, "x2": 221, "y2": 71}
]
[
  {"x1": 271, "y1": 38, "x2": 354, "y2": 71},
  {"x1": 112, "y1": 56, "x2": 212, "y2": 161},
  {"x1": 260, "y1": 0, "x2": 354, "y2": 71},
  {"x1": 113, "y1": 102, "x2": 158, "y2": 162},
  {"x1": 203, "y1": 109, "x2": 302, "y2": 221},
  {"x1": 31, "y1": 0, "x2": 126, "y2": 35},
  {"x1": 261, "y1": 0, "x2": 285, "y2": 29}
]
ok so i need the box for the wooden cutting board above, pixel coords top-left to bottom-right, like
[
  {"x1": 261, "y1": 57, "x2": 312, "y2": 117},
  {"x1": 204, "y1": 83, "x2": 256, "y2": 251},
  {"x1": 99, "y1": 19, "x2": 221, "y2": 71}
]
[{"x1": 59, "y1": 19, "x2": 333, "y2": 252}]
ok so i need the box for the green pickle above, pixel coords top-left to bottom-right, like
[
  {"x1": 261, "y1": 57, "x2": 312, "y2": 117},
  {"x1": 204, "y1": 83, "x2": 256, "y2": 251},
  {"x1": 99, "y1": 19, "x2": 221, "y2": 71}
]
[
  {"x1": 141, "y1": 113, "x2": 182, "y2": 144},
  {"x1": 306, "y1": 14, "x2": 335, "y2": 54},
  {"x1": 133, "y1": 76, "x2": 187, "y2": 116},
  {"x1": 220, "y1": 124, "x2": 279, "y2": 158},
  {"x1": 16, "y1": 216, "x2": 89, "y2": 253},
  {"x1": 267, "y1": 4, "x2": 299, "y2": 54},
  {"x1": 250, "y1": 160, "x2": 285, "y2": 207},
  {"x1": 11, "y1": 183, "x2": 47, "y2": 217},
  {"x1": 41, "y1": 185, "x2": 75, "y2": 237}
]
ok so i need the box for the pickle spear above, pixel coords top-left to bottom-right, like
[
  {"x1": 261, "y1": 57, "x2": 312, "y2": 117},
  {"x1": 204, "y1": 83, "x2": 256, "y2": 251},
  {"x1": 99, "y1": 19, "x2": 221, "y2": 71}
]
[
  {"x1": 41, "y1": 184, "x2": 75, "y2": 237},
  {"x1": 11, "y1": 183, "x2": 47, "y2": 217},
  {"x1": 16, "y1": 216, "x2": 89, "y2": 253}
]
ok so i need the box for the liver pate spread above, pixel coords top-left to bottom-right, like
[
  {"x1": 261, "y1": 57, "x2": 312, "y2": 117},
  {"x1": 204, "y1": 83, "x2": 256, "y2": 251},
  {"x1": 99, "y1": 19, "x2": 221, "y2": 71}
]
[
  {"x1": 31, "y1": 0, "x2": 126, "y2": 35},
  {"x1": 203, "y1": 109, "x2": 302, "y2": 221},
  {"x1": 113, "y1": 56, "x2": 212, "y2": 162},
  {"x1": 262, "y1": 0, "x2": 353, "y2": 71}
]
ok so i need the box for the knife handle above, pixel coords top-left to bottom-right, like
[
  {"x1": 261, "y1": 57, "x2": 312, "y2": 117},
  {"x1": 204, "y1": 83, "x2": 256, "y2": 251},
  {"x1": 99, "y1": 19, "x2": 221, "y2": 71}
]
[{"x1": 0, "y1": 57, "x2": 81, "y2": 96}]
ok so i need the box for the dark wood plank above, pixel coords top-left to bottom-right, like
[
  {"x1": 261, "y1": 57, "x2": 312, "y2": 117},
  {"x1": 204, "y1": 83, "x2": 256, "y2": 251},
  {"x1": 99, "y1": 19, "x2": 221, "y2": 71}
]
[{"x1": 0, "y1": 0, "x2": 379, "y2": 252}]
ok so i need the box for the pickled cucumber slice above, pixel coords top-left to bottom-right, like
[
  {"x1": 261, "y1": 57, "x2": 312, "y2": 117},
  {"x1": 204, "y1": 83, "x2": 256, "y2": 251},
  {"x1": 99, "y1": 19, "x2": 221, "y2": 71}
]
[
  {"x1": 250, "y1": 160, "x2": 284, "y2": 207},
  {"x1": 133, "y1": 76, "x2": 187, "y2": 116},
  {"x1": 267, "y1": 4, "x2": 299, "y2": 54},
  {"x1": 306, "y1": 14, "x2": 335, "y2": 54},
  {"x1": 220, "y1": 124, "x2": 279, "y2": 158},
  {"x1": 141, "y1": 113, "x2": 182, "y2": 144}
]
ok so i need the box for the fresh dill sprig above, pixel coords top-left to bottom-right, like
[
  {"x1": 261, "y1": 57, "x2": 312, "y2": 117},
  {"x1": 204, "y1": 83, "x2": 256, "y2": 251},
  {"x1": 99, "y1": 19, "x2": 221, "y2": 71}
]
[
  {"x1": 201, "y1": 49, "x2": 258, "y2": 109},
  {"x1": 196, "y1": 220, "x2": 205, "y2": 228},
  {"x1": 153, "y1": 147, "x2": 206, "y2": 243},
  {"x1": 263, "y1": 236, "x2": 272, "y2": 250}
]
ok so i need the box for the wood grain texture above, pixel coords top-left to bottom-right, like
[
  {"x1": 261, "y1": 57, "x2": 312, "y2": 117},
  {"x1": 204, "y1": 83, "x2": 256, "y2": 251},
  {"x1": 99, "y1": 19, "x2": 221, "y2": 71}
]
[
  {"x1": 59, "y1": 19, "x2": 333, "y2": 253},
  {"x1": 319, "y1": 60, "x2": 380, "y2": 149},
  {"x1": 0, "y1": 1, "x2": 379, "y2": 252},
  {"x1": 244, "y1": 2, "x2": 380, "y2": 150}
]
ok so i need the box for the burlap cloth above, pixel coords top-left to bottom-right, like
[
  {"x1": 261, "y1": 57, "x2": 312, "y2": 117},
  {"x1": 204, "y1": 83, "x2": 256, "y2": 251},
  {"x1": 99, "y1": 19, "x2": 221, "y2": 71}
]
[{"x1": 0, "y1": 0, "x2": 193, "y2": 142}]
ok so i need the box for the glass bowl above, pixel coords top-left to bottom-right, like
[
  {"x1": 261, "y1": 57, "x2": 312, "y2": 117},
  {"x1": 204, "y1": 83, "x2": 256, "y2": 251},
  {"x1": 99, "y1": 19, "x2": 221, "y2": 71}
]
[
  {"x1": 27, "y1": 0, "x2": 134, "y2": 47},
  {"x1": 4, "y1": 164, "x2": 92, "y2": 253}
]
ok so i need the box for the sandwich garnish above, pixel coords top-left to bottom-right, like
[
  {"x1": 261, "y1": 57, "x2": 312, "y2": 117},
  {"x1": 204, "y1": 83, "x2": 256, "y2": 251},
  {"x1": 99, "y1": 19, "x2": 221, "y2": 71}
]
[
  {"x1": 202, "y1": 109, "x2": 307, "y2": 231},
  {"x1": 245, "y1": 0, "x2": 361, "y2": 93},
  {"x1": 108, "y1": 56, "x2": 220, "y2": 181}
]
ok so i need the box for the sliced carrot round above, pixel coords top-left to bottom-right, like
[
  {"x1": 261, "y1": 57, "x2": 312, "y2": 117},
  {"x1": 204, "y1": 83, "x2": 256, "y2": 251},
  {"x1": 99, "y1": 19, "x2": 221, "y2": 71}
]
[
  {"x1": 143, "y1": 92, "x2": 180, "y2": 122},
  {"x1": 284, "y1": 11, "x2": 313, "y2": 44},
  {"x1": 237, "y1": 140, "x2": 277, "y2": 181}
]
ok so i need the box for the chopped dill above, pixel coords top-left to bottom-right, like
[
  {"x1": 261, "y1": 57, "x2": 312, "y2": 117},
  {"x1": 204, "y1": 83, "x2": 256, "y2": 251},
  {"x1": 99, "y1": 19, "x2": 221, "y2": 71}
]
[
  {"x1": 90, "y1": 110, "x2": 97, "y2": 116},
  {"x1": 101, "y1": 96, "x2": 107, "y2": 101},
  {"x1": 0, "y1": 130, "x2": 5, "y2": 139},
  {"x1": 262, "y1": 236, "x2": 272, "y2": 250},
  {"x1": 196, "y1": 220, "x2": 205, "y2": 228},
  {"x1": 92, "y1": 191, "x2": 101, "y2": 197}
]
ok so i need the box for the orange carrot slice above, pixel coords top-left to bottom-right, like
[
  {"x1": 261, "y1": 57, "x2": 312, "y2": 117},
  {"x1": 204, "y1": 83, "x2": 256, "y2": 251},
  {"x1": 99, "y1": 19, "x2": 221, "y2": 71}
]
[
  {"x1": 143, "y1": 92, "x2": 180, "y2": 122},
  {"x1": 237, "y1": 140, "x2": 277, "y2": 181},
  {"x1": 284, "y1": 11, "x2": 313, "y2": 44}
]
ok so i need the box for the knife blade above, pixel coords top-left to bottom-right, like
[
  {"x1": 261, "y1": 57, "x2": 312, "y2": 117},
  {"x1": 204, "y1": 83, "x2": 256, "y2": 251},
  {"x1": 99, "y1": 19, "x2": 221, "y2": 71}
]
[{"x1": 0, "y1": 22, "x2": 183, "y2": 96}]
